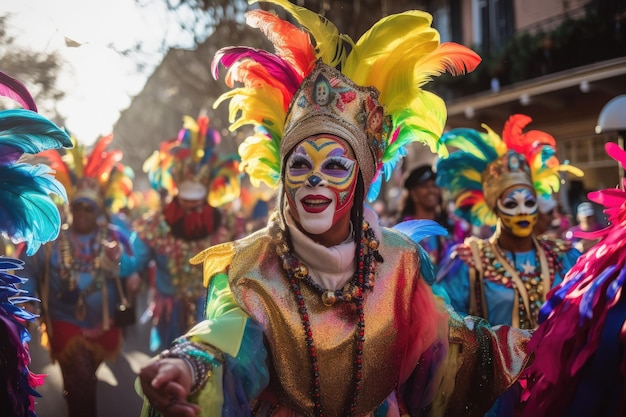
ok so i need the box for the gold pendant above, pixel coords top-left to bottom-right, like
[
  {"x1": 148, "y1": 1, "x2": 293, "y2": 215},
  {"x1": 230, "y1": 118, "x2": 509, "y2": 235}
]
[{"x1": 321, "y1": 290, "x2": 337, "y2": 306}]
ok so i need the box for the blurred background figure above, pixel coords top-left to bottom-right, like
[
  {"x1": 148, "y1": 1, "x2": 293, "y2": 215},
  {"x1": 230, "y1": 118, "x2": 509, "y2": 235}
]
[
  {"x1": 563, "y1": 201, "x2": 603, "y2": 252},
  {"x1": 20, "y1": 133, "x2": 139, "y2": 417},
  {"x1": 397, "y1": 164, "x2": 453, "y2": 266},
  {"x1": 131, "y1": 114, "x2": 241, "y2": 353}
]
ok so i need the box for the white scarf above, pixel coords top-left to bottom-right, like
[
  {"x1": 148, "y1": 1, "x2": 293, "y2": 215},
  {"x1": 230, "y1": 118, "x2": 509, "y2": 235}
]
[{"x1": 284, "y1": 205, "x2": 381, "y2": 290}]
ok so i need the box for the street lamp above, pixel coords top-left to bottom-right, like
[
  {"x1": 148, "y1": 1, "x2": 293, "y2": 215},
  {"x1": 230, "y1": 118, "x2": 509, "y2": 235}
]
[{"x1": 596, "y1": 95, "x2": 626, "y2": 187}]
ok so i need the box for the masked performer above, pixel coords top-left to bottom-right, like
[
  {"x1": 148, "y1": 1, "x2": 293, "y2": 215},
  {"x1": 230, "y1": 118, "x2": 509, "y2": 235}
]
[
  {"x1": 20, "y1": 133, "x2": 138, "y2": 417},
  {"x1": 434, "y1": 114, "x2": 582, "y2": 329},
  {"x1": 133, "y1": 114, "x2": 241, "y2": 352},
  {"x1": 137, "y1": 1, "x2": 534, "y2": 417},
  {"x1": 433, "y1": 115, "x2": 583, "y2": 416}
]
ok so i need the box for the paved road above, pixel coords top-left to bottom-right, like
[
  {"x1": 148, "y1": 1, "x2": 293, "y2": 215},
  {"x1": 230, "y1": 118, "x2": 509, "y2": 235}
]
[{"x1": 28, "y1": 291, "x2": 155, "y2": 417}]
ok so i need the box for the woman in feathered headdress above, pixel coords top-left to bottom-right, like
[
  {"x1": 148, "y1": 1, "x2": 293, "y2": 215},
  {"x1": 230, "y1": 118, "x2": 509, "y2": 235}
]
[
  {"x1": 435, "y1": 114, "x2": 582, "y2": 328},
  {"x1": 433, "y1": 114, "x2": 583, "y2": 417},
  {"x1": 0, "y1": 71, "x2": 71, "y2": 417},
  {"x1": 131, "y1": 113, "x2": 241, "y2": 353},
  {"x1": 138, "y1": 2, "x2": 534, "y2": 417},
  {"x1": 520, "y1": 142, "x2": 626, "y2": 416},
  {"x1": 19, "y1": 131, "x2": 139, "y2": 417}
]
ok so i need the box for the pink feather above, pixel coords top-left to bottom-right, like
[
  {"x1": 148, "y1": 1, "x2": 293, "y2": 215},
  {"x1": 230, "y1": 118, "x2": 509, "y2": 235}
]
[
  {"x1": 0, "y1": 71, "x2": 37, "y2": 112},
  {"x1": 212, "y1": 47, "x2": 301, "y2": 93}
]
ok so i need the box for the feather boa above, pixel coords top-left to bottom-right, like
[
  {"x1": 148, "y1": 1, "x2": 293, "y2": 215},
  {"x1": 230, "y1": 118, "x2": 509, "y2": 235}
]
[
  {"x1": 0, "y1": 257, "x2": 45, "y2": 417},
  {"x1": 521, "y1": 142, "x2": 626, "y2": 416}
]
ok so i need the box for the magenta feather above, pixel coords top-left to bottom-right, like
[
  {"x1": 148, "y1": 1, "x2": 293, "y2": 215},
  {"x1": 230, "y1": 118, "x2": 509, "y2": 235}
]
[
  {"x1": 0, "y1": 71, "x2": 37, "y2": 111},
  {"x1": 213, "y1": 47, "x2": 302, "y2": 93}
]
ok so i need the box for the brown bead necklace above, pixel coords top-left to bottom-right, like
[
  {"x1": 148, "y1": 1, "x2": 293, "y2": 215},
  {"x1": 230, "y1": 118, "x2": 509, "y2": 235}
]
[{"x1": 270, "y1": 218, "x2": 382, "y2": 417}]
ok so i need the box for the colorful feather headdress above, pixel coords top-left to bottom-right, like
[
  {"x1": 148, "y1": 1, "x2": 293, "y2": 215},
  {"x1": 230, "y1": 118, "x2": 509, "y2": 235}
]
[
  {"x1": 0, "y1": 71, "x2": 71, "y2": 417},
  {"x1": 521, "y1": 142, "x2": 626, "y2": 416},
  {"x1": 211, "y1": 0, "x2": 481, "y2": 201},
  {"x1": 142, "y1": 114, "x2": 241, "y2": 207},
  {"x1": 436, "y1": 114, "x2": 583, "y2": 227},
  {"x1": 37, "y1": 132, "x2": 134, "y2": 214}
]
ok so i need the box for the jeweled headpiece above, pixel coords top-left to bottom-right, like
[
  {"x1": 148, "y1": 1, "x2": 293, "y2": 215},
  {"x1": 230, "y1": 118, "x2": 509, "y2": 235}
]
[
  {"x1": 436, "y1": 114, "x2": 583, "y2": 227},
  {"x1": 212, "y1": 0, "x2": 481, "y2": 201},
  {"x1": 142, "y1": 114, "x2": 241, "y2": 207},
  {"x1": 482, "y1": 150, "x2": 534, "y2": 209}
]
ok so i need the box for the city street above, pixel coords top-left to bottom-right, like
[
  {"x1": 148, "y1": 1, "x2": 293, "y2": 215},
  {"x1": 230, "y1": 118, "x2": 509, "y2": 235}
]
[{"x1": 28, "y1": 291, "x2": 154, "y2": 417}]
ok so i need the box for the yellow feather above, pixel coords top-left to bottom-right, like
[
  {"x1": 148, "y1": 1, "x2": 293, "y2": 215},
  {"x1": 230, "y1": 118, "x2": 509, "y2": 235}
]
[
  {"x1": 214, "y1": 86, "x2": 286, "y2": 136},
  {"x1": 557, "y1": 164, "x2": 584, "y2": 178},
  {"x1": 250, "y1": 0, "x2": 354, "y2": 67},
  {"x1": 182, "y1": 115, "x2": 198, "y2": 131},
  {"x1": 344, "y1": 11, "x2": 436, "y2": 85},
  {"x1": 411, "y1": 42, "x2": 481, "y2": 88},
  {"x1": 238, "y1": 133, "x2": 281, "y2": 189}
]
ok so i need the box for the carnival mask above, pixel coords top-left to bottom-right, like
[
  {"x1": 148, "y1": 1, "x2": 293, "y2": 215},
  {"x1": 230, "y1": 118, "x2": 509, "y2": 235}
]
[
  {"x1": 285, "y1": 135, "x2": 358, "y2": 236},
  {"x1": 496, "y1": 186, "x2": 538, "y2": 238}
]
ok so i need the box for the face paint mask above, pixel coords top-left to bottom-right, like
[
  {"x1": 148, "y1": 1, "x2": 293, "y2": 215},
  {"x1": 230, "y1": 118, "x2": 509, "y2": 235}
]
[
  {"x1": 496, "y1": 186, "x2": 538, "y2": 238},
  {"x1": 285, "y1": 136, "x2": 358, "y2": 236}
]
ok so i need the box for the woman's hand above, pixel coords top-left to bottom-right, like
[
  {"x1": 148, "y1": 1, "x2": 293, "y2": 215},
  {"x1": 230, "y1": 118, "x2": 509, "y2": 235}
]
[{"x1": 139, "y1": 358, "x2": 200, "y2": 417}]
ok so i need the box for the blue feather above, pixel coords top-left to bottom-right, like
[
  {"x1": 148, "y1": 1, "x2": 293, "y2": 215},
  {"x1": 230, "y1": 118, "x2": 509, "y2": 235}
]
[
  {"x1": 392, "y1": 220, "x2": 447, "y2": 285},
  {"x1": 392, "y1": 219, "x2": 448, "y2": 242},
  {"x1": 366, "y1": 173, "x2": 383, "y2": 202},
  {"x1": 0, "y1": 258, "x2": 25, "y2": 271},
  {"x1": 417, "y1": 244, "x2": 436, "y2": 285},
  {"x1": 440, "y1": 128, "x2": 499, "y2": 161},
  {"x1": 0, "y1": 163, "x2": 67, "y2": 255},
  {"x1": 606, "y1": 266, "x2": 626, "y2": 300}
]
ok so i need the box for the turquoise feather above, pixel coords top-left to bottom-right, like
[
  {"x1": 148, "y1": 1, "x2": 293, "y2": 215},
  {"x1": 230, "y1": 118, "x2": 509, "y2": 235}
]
[
  {"x1": 0, "y1": 163, "x2": 67, "y2": 255},
  {"x1": 392, "y1": 219, "x2": 448, "y2": 285},
  {"x1": 0, "y1": 110, "x2": 72, "y2": 157}
]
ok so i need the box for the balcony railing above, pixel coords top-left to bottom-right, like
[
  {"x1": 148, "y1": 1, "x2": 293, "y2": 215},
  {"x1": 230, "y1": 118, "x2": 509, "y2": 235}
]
[{"x1": 432, "y1": 4, "x2": 626, "y2": 101}]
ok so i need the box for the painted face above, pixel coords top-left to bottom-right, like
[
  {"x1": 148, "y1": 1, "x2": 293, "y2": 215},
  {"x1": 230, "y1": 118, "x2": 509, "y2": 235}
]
[
  {"x1": 285, "y1": 135, "x2": 358, "y2": 236},
  {"x1": 496, "y1": 186, "x2": 538, "y2": 237}
]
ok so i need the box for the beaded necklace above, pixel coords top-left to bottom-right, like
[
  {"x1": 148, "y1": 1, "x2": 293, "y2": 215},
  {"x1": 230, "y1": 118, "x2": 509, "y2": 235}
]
[
  {"x1": 59, "y1": 225, "x2": 107, "y2": 290},
  {"x1": 486, "y1": 236, "x2": 552, "y2": 328},
  {"x1": 270, "y1": 217, "x2": 382, "y2": 417}
]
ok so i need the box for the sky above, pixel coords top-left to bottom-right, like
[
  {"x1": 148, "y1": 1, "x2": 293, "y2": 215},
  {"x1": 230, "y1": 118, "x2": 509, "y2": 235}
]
[{"x1": 4, "y1": 0, "x2": 195, "y2": 145}]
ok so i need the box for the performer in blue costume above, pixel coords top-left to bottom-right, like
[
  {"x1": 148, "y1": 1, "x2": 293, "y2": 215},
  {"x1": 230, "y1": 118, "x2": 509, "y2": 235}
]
[
  {"x1": 433, "y1": 114, "x2": 582, "y2": 417},
  {"x1": 435, "y1": 114, "x2": 582, "y2": 329},
  {"x1": 0, "y1": 71, "x2": 72, "y2": 416},
  {"x1": 19, "y1": 133, "x2": 138, "y2": 417}
]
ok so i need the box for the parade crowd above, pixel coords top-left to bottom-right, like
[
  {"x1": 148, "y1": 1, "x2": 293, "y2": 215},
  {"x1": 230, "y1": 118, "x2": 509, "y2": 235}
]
[{"x1": 1, "y1": 1, "x2": 625, "y2": 417}]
